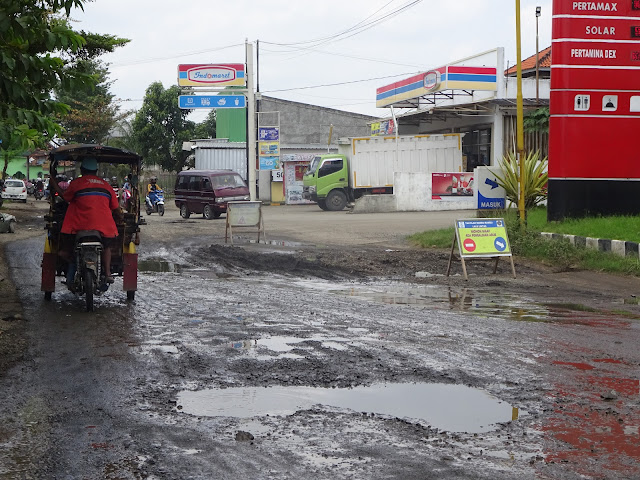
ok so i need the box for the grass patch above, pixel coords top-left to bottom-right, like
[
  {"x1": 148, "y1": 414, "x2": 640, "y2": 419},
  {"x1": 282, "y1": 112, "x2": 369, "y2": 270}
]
[
  {"x1": 527, "y1": 208, "x2": 640, "y2": 242},
  {"x1": 408, "y1": 227, "x2": 455, "y2": 249},
  {"x1": 409, "y1": 207, "x2": 640, "y2": 276}
]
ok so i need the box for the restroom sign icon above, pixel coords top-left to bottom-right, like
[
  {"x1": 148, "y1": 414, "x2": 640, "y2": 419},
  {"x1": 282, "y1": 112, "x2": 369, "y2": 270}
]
[
  {"x1": 602, "y1": 95, "x2": 618, "y2": 112},
  {"x1": 574, "y1": 95, "x2": 590, "y2": 111}
]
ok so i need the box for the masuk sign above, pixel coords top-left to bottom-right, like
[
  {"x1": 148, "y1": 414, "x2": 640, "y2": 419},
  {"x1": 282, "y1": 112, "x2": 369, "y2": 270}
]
[{"x1": 178, "y1": 64, "x2": 246, "y2": 87}]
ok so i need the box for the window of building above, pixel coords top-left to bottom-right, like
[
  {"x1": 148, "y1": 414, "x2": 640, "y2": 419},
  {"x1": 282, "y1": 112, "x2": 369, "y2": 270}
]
[{"x1": 462, "y1": 127, "x2": 491, "y2": 172}]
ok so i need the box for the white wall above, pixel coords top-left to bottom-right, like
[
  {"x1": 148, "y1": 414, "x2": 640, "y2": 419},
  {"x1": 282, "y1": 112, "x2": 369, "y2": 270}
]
[{"x1": 395, "y1": 172, "x2": 475, "y2": 212}]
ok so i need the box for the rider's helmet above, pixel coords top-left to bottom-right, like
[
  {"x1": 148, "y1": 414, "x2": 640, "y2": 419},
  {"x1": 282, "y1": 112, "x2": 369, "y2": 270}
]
[{"x1": 150, "y1": 176, "x2": 157, "y2": 184}]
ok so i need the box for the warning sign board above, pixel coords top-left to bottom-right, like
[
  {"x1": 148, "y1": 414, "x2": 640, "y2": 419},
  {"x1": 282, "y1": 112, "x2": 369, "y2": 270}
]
[
  {"x1": 225, "y1": 201, "x2": 266, "y2": 245},
  {"x1": 447, "y1": 218, "x2": 515, "y2": 280},
  {"x1": 455, "y1": 219, "x2": 511, "y2": 257}
]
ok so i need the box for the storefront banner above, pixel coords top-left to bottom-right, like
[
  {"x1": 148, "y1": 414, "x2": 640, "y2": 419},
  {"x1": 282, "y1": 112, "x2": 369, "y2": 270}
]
[
  {"x1": 259, "y1": 156, "x2": 280, "y2": 170},
  {"x1": 178, "y1": 64, "x2": 245, "y2": 87},
  {"x1": 432, "y1": 173, "x2": 474, "y2": 199},
  {"x1": 377, "y1": 66, "x2": 497, "y2": 108},
  {"x1": 455, "y1": 219, "x2": 511, "y2": 257}
]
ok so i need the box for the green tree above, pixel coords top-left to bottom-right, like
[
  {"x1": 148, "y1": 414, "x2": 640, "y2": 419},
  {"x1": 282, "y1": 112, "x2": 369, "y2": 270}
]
[
  {"x1": 524, "y1": 107, "x2": 550, "y2": 134},
  {"x1": 132, "y1": 83, "x2": 194, "y2": 172},
  {"x1": 193, "y1": 110, "x2": 217, "y2": 139},
  {"x1": 1, "y1": 125, "x2": 42, "y2": 180},
  {"x1": 55, "y1": 32, "x2": 130, "y2": 144},
  {"x1": 0, "y1": 0, "x2": 88, "y2": 177},
  {"x1": 0, "y1": 1, "x2": 87, "y2": 146}
]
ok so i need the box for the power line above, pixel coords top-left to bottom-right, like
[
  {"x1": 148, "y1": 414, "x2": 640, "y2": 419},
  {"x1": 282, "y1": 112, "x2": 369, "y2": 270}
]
[
  {"x1": 110, "y1": 43, "x2": 244, "y2": 67},
  {"x1": 261, "y1": 0, "x2": 423, "y2": 50},
  {"x1": 262, "y1": 71, "x2": 419, "y2": 93},
  {"x1": 260, "y1": 45, "x2": 422, "y2": 69}
]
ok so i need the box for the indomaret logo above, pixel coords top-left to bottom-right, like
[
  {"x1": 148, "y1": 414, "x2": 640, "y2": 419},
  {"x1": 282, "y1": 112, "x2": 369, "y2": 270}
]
[{"x1": 187, "y1": 66, "x2": 236, "y2": 84}]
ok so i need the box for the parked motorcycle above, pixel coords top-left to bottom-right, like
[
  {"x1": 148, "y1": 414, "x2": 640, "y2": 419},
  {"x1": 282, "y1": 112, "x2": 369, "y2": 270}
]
[
  {"x1": 145, "y1": 189, "x2": 165, "y2": 216},
  {"x1": 66, "y1": 230, "x2": 110, "y2": 312}
]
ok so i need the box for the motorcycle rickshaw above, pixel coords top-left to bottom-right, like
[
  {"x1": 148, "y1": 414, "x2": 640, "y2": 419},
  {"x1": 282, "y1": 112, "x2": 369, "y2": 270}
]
[{"x1": 41, "y1": 144, "x2": 143, "y2": 309}]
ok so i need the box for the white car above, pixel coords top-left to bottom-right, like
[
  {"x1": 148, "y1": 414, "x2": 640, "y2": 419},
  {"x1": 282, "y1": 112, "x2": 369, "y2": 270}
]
[{"x1": 1, "y1": 179, "x2": 28, "y2": 203}]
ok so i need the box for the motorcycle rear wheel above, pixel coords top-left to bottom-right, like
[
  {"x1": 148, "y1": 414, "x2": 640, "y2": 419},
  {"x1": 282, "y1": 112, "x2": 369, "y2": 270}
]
[{"x1": 83, "y1": 269, "x2": 95, "y2": 312}]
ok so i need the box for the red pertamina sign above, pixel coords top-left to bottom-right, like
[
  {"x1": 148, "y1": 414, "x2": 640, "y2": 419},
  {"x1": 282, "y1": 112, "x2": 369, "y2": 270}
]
[{"x1": 550, "y1": 1, "x2": 640, "y2": 180}]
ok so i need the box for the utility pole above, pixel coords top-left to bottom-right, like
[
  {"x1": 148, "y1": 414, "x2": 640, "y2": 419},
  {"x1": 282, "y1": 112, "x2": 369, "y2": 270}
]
[
  {"x1": 515, "y1": 0, "x2": 526, "y2": 228},
  {"x1": 246, "y1": 41, "x2": 257, "y2": 201},
  {"x1": 536, "y1": 6, "x2": 541, "y2": 105}
]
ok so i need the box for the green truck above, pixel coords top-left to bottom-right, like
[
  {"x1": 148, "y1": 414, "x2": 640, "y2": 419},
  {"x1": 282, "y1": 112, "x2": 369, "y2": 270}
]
[{"x1": 302, "y1": 133, "x2": 463, "y2": 211}]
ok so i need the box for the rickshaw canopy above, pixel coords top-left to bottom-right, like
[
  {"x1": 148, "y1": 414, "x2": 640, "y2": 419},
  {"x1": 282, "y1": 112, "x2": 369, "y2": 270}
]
[{"x1": 48, "y1": 144, "x2": 142, "y2": 167}]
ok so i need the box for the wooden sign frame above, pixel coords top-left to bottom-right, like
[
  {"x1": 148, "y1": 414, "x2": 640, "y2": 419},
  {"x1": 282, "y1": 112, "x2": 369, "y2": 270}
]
[{"x1": 225, "y1": 201, "x2": 266, "y2": 245}]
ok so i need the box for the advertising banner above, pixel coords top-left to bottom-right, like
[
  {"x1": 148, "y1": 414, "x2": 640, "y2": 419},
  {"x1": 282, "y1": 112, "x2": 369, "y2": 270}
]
[
  {"x1": 370, "y1": 119, "x2": 395, "y2": 136},
  {"x1": 259, "y1": 142, "x2": 279, "y2": 156},
  {"x1": 432, "y1": 173, "x2": 474, "y2": 199},
  {"x1": 259, "y1": 156, "x2": 280, "y2": 170},
  {"x1": 259, "y1": 127, "x2": 280, "y2": 141}
]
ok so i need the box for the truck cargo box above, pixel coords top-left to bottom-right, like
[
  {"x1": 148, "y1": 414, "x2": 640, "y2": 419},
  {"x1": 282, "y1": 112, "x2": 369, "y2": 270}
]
[{"x1": 337, "y1": 134, "x2": 463, "y2": 190}]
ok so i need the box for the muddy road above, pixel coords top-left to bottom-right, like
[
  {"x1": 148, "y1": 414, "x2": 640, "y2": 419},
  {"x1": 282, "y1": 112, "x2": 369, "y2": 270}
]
[{"x1": 1, "y1": 202, "x2": 640, "y2": 479}]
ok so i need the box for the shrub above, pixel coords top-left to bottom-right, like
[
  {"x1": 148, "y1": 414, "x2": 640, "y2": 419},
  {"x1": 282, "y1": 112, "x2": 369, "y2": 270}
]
[{"x1": 490, "y1": 151, "x2": 548, "y2": 210}]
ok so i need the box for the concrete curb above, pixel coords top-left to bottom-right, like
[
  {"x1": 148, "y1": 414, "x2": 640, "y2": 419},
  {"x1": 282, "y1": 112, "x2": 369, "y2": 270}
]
[{"x1": 540, "y1": 232, "x2": 640, "y2": 258}]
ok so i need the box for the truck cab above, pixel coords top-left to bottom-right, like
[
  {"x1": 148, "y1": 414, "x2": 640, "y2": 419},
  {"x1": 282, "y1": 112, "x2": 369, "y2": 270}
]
[{"x1": 302, "y1": 154, "x2": 349, "y2": 211}]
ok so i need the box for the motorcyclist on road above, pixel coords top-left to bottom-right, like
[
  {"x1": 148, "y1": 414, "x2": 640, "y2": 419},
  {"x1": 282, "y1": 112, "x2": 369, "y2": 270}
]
[
  {"x1": 51, "y1": 157, "x2": 121, "y2": 284},
  {"x1": 147, "y1": 176, "x2": 160, "y2": 194}
]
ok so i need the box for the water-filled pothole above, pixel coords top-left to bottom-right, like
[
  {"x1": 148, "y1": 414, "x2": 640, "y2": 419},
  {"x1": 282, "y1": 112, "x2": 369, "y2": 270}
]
[
  {"x1": 177, "y1": 383, "x2": 521, "y2": 433},
  {"x1": 138, "y1": 260, "x2": 184, "y2": 273}
]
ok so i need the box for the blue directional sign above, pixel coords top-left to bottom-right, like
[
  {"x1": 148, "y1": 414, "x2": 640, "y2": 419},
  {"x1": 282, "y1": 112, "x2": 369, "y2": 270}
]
[{"x1": 179, "y1": 95, "x2": 246, "y2": 109}]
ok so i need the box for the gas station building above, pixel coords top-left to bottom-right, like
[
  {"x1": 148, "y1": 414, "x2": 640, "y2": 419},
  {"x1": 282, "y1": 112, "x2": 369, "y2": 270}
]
[{"x1": 376, "y1": 47, "x2": 550, "y2": 173}]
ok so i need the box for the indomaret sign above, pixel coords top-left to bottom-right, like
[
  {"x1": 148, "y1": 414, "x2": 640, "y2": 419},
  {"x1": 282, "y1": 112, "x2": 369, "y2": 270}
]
[{"x1": 548, "y1": 0, "x2": 640, "y2": 219}]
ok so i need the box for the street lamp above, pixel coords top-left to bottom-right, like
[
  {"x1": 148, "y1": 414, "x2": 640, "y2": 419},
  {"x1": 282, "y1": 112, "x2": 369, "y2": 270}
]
[{"x1": 536, "y1": 6, "x2": 541, "y2": 104}]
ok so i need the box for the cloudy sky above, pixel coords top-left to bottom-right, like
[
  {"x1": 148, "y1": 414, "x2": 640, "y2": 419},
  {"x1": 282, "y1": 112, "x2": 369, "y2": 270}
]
[{"x1": 72, "y1": 0, "x2": 552, "y2": 121}]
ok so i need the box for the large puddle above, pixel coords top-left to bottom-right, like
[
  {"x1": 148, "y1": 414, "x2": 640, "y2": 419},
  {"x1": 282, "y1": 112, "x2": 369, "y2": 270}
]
[{"x1": 177, "y1": 383, "x2": 521, "y2": 433}]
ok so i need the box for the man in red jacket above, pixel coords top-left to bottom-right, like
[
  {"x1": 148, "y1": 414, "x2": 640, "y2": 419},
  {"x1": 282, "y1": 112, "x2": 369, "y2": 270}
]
[{"x1": 53, "y1": 157, "x2": 120, "y2": 284}]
